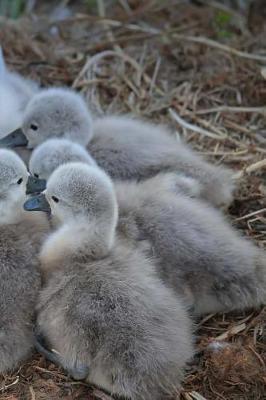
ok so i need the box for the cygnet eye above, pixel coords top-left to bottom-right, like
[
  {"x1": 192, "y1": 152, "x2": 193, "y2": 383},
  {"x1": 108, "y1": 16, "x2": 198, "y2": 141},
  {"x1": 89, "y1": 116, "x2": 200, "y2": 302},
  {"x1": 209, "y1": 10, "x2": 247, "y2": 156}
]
[
  {"x1": 34, "y1": 173, "x2": 39, "y2": 178},
  {"x1": 51, "y1": 196, "x2": 59, "y2": 203},
  {"x1": 17, "y1": 178, "x2": 23, "y2": 185},
  {"x1": 30, "y1": 123, "x2": 38, "y2": 131}
]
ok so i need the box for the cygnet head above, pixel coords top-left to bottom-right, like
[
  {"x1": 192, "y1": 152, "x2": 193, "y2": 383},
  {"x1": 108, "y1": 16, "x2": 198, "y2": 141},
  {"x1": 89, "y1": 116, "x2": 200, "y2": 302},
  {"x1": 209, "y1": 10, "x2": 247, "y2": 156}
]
[
  {"x1": 46, "y1": 163, "x2": 117, "y2": 227},
  {"x1": 25, "y1": 163, "x2": 118, "y2": 245},
  {"x1": 0, "y1": 149, "x2": 28, "y2": 223},
  {"x1": 0, "y1": 88, "x2": 93, "y2": 149},
  {"x1": 29, "y1": 139, "x2": 96, "y2": 181},
  {"x1": 25, "y1": 163, "x2": 118, "y2": 257}
]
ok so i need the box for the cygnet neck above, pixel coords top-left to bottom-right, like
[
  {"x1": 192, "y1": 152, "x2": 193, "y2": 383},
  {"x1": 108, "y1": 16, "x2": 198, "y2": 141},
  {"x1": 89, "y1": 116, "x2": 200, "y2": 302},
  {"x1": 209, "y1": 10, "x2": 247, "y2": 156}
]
[
  {"x1": 0, "y1": 202, "x2": 26, "y2": 225},
  {"x1": 40, "y1": 206, "x2": 118, "y2": 276}
]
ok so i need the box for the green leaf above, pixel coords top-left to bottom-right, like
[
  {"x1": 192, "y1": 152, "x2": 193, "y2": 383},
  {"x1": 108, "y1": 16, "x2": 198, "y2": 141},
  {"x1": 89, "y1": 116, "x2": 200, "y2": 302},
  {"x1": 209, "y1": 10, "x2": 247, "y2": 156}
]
[
  {"x1": 0, "y1": 0, "x2": 26, "y2": 19},
  {"x1": 215, "y1": 10, "x2": 232, "y2": 27}
]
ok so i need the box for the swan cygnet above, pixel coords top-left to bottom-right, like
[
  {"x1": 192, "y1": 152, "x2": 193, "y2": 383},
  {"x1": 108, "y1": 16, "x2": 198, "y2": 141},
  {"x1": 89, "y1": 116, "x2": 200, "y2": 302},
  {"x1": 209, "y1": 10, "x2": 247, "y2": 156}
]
[
  {"x1": 1, "y1": 87, "x2": 234, "y2": 208},
  {"x1": 24, "y1": 163, "x2": 193, "y2": 399},
  {"x1": 29, "y1": 139, "x2": 97, "y2": 180},
  {"x1": 26, "y1": 139, "x2": 266, "y2": 315},
  {"x1": 0, "y1": 149, "x2": 49, "y2": 373},
  {"x1": 27, "y1": 138, "x2": 202, "y2": 199},
  {"x1": 0, "y1": 47, "x2": 38, "y2": 163},
  {"x1": 115, "y1": 179, "x2": 266, "y2": 315}
]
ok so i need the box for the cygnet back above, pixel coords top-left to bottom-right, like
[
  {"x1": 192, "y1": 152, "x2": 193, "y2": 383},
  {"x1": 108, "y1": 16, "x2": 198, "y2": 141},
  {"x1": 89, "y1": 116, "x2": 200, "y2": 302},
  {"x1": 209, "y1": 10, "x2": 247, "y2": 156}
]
[{"x1": 115, "y1": 177, "x2": 266, "y2": 315}]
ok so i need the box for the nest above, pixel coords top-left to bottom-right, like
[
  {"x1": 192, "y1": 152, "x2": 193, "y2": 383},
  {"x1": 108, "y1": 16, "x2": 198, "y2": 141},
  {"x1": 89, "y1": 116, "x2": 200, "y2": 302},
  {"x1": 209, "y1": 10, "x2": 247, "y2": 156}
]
[{"x1": 0, "y1": 1, "x2": 265, "y2": 399}]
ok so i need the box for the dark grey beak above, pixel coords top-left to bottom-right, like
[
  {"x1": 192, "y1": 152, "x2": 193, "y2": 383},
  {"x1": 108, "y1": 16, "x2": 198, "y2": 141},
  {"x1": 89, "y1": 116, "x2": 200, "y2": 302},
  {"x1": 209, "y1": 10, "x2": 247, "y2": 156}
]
[
  {"x1": 24, "y1": 193, "x2": 51, "y2": 213},
  {"x1": 0, "y1": 128, "x2": 28, "y2": 147},
  {"x1": 34, "y1": 333, "x2": 62, "y2": 367},
  {"x1": 34, "y1": 331, "x2": 90, "y2": 380},
  {"x1": 26, "y1": 175, "x2": 47, "y2": 195}
]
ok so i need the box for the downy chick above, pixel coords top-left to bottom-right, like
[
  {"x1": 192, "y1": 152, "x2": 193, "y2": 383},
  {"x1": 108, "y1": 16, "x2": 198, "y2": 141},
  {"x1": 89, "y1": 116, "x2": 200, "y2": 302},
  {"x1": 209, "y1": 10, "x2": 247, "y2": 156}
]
[
  {"x1": 115, "y1": 178, "x2": 266, "y2": 315},
  {"x1": 29, "y1": 138, "x2": 97, "y2": 180},
  {"x1": 1, "y1": 87, "x2": 234, "y2": 207},
  {"x1": 0, "y1": 149, "x2": 49, "y2": 373},
  {"x1": 28, "y1": 138, "x2": 201, "y2": 198},
  {"x1": 24, "y1": 163, "x2": 193, "y2": 399},
  {"x1": 27, "y1": 140, "x2": 266, "y2": 316},
  {"x1": 0, "y1": 47, "x2": 39, "y2": 163}
]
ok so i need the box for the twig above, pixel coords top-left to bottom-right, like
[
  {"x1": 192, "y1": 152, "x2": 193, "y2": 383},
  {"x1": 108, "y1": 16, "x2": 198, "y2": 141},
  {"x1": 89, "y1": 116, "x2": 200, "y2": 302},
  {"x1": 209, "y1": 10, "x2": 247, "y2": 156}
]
[
  {"x1": 200, "y1": 149, "x2": 248, "y2": 157},
  {"x1": 169, "y1": 108, "x2": 226, "y2": 140},
  {"x1": 223, "y1": 119, "x2": 257, "y2": 135},
  {"x1": 0, "y1": 376, "x2": 19, "y2": 392},
  {"x1": 245, "y1": 159, "x2": 266, "y2": 174},
  {"x1": 197, "y1": 314, "x2": 216, "y2": 327},
  {"x1": 235, "y1": 159, "x2": 266, "y2": 179},
  {"x1": 92, "y1": 388, "x2": 114, "y2": 400},
  {"x1": 33, "y1": 365, "x2": 69, "y2": 379},
  {"x1": 172, "y1": 34, "x2": 266, "y2": 62},
  {"x1": 149, "y1": 56, "x2": 161, "y2": 95},
  {"x1": 118, "y1": 0, "x2": 132, "y2": 15},
  {"x1": 29, "y1": 385, "x2": 36, "y2": 400},
  {"x1": 192, "y1": 115, "x2": 228, "y2": 137},
  {"x1": 190, "y1": 106, "x2": 266, "y2": 115},
  {"x1": 215, "y1": 322, "x2": 246, "y2": 341},
  {"x1": 189, "y1": 391, "x2": 209, "y2": 400},
  {"x1": 235, "y1": 208, "x2": 266, "y2": 221}
]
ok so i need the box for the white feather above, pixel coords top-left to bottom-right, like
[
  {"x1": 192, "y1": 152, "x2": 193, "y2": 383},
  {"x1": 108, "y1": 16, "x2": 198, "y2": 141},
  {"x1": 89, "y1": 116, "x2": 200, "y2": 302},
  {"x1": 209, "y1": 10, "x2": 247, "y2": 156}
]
[
  {"x1": 0, "y1": 46, "x2": 6, "y2": 78},
  {"x1": 0, "y1": 47, "x2": 39, "y2": 137},
  {"x1": 0, "y1": 82, "x2": 24, "y2": 137}
]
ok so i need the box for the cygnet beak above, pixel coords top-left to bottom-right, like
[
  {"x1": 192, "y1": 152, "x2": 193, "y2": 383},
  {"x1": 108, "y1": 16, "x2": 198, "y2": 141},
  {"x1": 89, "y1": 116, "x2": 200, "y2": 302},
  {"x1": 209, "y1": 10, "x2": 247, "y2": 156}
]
[
  {"x1": 0, "y1": 128, "x2": 28, "y2": 147},
  {"x1": 23, "y1": 193, "x2": 51, "y2": 213},
  {"x1": 34, "y1": 331, "x2": 62, "y2": 367},
  {"x1": 34, "y1": 330, "x2": 90, "y2": 380},
  {"x1": 26, "y1": 175, "x2": 47, "y2": 195}
]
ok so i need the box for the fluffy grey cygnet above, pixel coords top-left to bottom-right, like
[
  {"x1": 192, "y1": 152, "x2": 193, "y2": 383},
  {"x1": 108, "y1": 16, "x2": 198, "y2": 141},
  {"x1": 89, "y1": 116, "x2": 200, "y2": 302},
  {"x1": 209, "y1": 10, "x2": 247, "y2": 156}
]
[
  {"x1": 27, "y1": 139, "x2": 266, "y2": 315},
  {"x1": 0, "y1": 149, "x2": 49, "y2": 373},
  {"x1": 29, "y1": 138, "x2": 97, "y2": 180},
  {"x1": 1, "y1": 87, "x2": 234, "y2": 207},
  {"x1": 25, "y1": 163, "x2": 193, "y2": 399},
  {"x1": 115, "y1": 177, "x2": 266, "y2": 315},
  {"x1": 29, "y1": 138, "x2": 201, "y2": 198}
]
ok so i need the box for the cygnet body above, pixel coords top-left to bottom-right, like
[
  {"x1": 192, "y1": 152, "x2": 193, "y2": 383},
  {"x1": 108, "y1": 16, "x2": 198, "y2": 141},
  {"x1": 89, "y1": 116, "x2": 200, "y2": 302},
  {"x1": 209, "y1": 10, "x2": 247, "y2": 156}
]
[
  {"x1": 115, "y1": 178, "x2": 266, "y2": 315},
  {"x1": 27, "y1": 140, "x2": 266, "y2": 316},
  {"x1": 1, "y1": 87, "x2": 234, "y2": 207},
  {"x1": 28, "y1": 138, "x2": 201, "y2": 198},
  {"x1": 0, "y1": 149, "x2": 49, "y2": 373},
  {"x1": 24, "y1": 163, "x2": 193, "y2": 399}
]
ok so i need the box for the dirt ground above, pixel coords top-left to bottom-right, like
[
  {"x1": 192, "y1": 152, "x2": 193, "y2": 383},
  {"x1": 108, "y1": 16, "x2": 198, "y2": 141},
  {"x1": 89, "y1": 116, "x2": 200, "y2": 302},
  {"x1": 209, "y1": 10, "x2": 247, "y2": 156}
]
[{"x1": 0, "y1": 1, "x2": 265, "y2": 399}]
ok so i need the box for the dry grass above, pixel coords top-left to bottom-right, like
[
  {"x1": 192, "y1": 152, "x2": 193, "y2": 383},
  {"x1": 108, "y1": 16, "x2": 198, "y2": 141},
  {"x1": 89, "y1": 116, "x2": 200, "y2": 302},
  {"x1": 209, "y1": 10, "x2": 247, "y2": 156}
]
[{"x1": 0, "y1": 1, "x2": 265, "y2": 399}]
